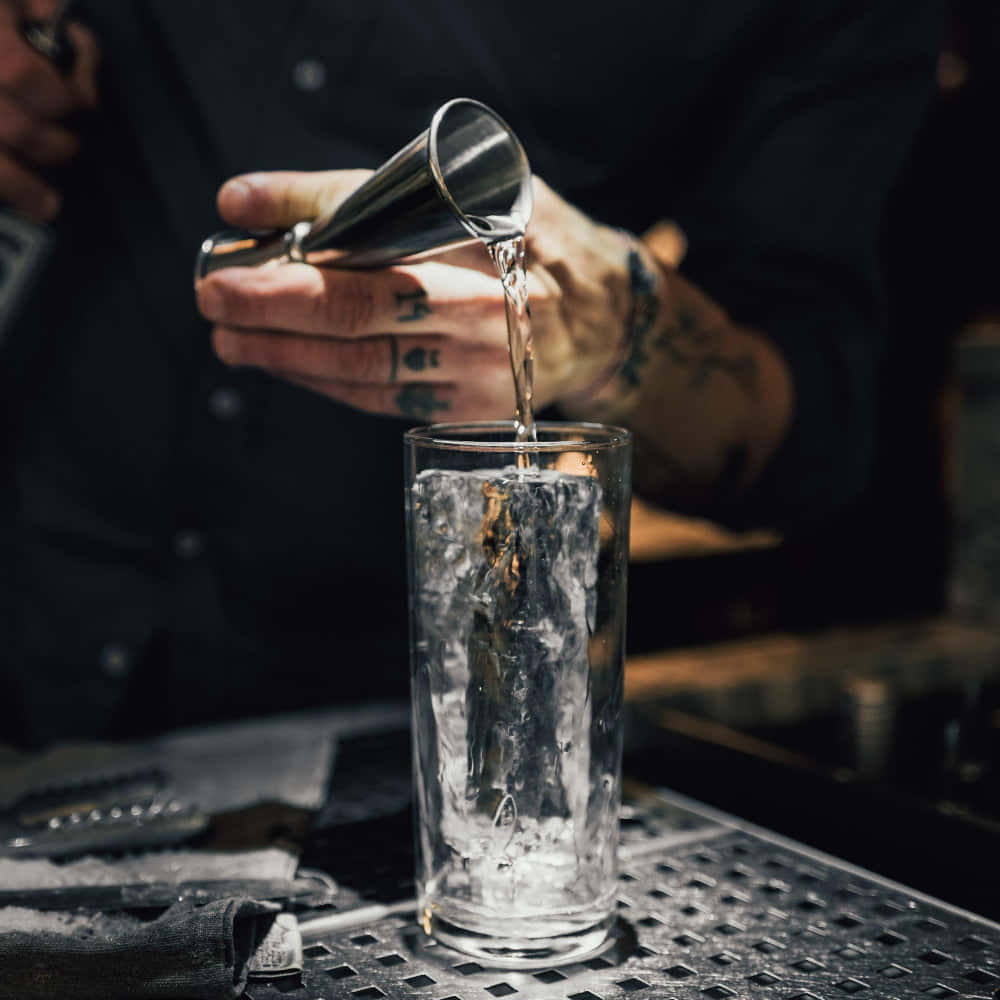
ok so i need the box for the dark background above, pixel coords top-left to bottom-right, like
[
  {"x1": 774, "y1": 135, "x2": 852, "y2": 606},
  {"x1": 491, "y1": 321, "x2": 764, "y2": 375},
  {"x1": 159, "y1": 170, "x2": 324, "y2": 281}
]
[
  {"x1": 627, "y1": 0, "x2": 998, "y2": 653},
  {"x1": 626, "y1": 0, "x2": 1000, "y2": 920}
]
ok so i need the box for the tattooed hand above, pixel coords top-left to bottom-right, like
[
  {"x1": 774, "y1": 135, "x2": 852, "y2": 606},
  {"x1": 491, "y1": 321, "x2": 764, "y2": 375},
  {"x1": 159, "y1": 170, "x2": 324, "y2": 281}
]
[{"x1": 195, "y1": 169, "x2": 636, "y2": 421}]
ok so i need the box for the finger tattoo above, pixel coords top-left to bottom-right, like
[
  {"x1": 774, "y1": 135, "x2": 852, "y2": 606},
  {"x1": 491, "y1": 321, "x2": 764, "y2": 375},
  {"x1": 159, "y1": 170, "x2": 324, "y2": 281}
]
[
  {"x1": 396, "y1": 384, "x2": 451, "y2": 420},
  {"x1": 395, "y1": 288, "x2": 431, "y2": 322},
  {"x1": 389, "y1": 336, "x2": 399, "y2": 382}
]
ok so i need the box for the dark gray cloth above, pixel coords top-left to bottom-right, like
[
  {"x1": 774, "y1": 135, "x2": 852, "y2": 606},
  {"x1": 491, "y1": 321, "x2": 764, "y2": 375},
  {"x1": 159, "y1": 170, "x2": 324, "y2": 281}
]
[{"x1": 0, "y1": 898, "x2": 279, "y2": 1000}]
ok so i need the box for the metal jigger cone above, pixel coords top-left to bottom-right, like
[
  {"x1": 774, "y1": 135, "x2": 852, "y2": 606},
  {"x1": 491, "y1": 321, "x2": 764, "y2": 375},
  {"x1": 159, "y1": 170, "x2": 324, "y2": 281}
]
[{"x1": 196, "y1": 98, "x2": 532, "y2": 279}]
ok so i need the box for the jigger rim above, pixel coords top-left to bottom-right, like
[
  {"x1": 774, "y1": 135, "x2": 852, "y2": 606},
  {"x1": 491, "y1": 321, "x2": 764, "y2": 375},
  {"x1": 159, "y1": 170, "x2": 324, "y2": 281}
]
[{"x1": 427, "y1": 98, "x2": 533, "y2": 241}]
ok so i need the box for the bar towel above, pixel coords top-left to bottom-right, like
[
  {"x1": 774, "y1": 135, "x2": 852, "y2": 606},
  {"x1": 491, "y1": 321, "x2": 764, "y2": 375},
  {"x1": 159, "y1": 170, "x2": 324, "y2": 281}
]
[{"x1": 0, "y1": 897, "x2": 279, "y2": 1000}]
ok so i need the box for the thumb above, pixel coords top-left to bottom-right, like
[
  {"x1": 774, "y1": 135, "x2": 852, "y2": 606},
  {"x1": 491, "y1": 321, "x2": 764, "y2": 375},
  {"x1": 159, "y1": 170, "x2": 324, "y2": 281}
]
[{"x1": 216, "y1": 169, "x2": 373, "y2": 229}]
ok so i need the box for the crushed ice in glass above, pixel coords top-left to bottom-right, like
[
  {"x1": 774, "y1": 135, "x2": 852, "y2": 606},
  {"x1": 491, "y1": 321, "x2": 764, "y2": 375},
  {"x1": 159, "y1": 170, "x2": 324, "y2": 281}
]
[{"x1": 411, "y1": 466, "x2": 616, "y2": 918}]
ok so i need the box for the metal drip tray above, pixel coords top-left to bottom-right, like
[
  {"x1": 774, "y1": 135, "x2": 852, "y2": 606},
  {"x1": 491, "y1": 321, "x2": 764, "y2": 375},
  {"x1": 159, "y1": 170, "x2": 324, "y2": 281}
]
[{"x1": 252, "y1": 789, "x2": 1000, "y2": 1000}]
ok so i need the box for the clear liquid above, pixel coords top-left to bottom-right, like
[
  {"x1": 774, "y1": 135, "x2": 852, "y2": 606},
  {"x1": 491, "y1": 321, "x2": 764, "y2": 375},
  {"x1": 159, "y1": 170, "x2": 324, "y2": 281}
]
[{"x1": 488, "y1": 236, "x2": 536, "y2": 445}]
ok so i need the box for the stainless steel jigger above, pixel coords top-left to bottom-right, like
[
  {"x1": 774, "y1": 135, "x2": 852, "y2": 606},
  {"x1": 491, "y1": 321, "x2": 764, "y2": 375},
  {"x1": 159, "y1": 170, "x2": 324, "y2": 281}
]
[{"x1": 195, "y1": 98, "x2": 533, "y2": 279}]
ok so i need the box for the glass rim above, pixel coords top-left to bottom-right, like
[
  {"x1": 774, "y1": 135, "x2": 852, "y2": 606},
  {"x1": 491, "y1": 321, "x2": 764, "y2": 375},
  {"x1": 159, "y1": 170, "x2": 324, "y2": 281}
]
[{"x1": 404, "y1": 420, "x2": 631, "y2": 453}]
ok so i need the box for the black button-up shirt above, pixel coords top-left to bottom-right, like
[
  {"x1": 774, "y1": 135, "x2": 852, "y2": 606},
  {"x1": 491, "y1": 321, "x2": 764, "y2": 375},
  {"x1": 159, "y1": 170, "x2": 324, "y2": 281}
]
[{"x1": 0, "y1": 0, "x2": 941, "y2": 745}]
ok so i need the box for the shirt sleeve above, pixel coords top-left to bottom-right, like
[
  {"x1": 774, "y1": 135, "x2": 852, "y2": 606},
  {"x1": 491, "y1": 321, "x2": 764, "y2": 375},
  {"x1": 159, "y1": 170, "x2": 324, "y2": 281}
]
[{"x1": 674, "y1": 0, "x2": 944, "y2": 530}]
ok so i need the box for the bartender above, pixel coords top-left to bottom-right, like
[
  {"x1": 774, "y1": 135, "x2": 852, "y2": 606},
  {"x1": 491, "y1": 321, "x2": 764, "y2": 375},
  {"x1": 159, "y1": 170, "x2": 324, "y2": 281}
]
[{"x1": 0, "y1": 0, "x2": 942, "y2": 746}]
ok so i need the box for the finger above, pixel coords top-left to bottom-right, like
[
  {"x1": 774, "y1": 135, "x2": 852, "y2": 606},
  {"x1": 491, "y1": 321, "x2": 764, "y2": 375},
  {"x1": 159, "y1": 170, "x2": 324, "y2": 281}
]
[
  {"x1": 428, "y1": 239, "x2": 499, "y2": 276},
  {"x1": 65, "y1": 21, "x2": 100, "y2": 110},
  {"x1": 0, "y1": 10, "x2": 81, "y2": 118},
  {"x1": 212, "y1": 326, "x2": 509, "y2": 384},
  {"x1": 269, "y1": 372, "x2": 515, "y2": 423},
  {"x1": 198, "y1": 260, "x2": 507, "y2": 340},
  {"x1": 0, "y1": 92, "x2": 77, "y2": 164},
  {"x1": 276, "y1": 374, "x2": 459, "y2": 420},
  {"x1": 0, "y1": 152, "x2": 59, "y2": 219},
  {"x1": 216, "y1": 169, "x2": 373, "y2": 229}
]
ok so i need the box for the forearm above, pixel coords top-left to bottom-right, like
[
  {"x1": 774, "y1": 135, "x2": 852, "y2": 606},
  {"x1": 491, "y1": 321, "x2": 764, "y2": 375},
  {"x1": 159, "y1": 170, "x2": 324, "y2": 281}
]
[{"x1": 560, "y1": 238, "x2": 793, "y2": 512}]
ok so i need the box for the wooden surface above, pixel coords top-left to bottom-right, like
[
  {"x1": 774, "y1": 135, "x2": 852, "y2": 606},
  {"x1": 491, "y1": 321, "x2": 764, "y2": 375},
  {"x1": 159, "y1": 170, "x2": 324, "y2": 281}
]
[{"x1": 625, "y1": 615, "x2": 1000, "y2": 727}]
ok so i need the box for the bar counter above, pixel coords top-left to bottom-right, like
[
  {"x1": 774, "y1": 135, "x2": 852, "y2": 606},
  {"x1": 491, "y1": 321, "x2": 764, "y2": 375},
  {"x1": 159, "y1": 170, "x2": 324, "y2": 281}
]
[{"x1": 259, "y1": 721, "x2": 1000, "y2": 1000}]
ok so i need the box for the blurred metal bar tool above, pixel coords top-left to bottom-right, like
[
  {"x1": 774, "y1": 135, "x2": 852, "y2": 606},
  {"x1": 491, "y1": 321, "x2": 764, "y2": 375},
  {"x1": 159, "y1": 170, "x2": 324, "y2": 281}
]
[
  {"x1": 0, "y1": 0, "x2": 77, "y2": 348},
  {"x1": 21, "y1": 0, "x2": 77, "y2": 72},
  {"x1": 196, "y1": 97, "x2": 533, "y2": 277}
]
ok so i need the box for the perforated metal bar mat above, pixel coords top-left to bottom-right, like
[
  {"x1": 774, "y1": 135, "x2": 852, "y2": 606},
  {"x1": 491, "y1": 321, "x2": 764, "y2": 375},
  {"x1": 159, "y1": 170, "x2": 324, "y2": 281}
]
[{"x1": 253, "y1": 790, "x2": 999, "y2": 1000}]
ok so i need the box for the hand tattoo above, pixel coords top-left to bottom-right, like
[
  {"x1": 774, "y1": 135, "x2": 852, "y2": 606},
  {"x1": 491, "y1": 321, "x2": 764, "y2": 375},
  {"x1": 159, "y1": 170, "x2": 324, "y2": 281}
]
[
  {"x1": 615, "y1": 246, "x2": 758, "y2": 397},
  {"x1": 395, "y1": 289, "x2": 431, "y2": 322},
  {"x1": 619, "y1": 248, "x2": 660, "y2": 389},
  {"x1": 657, "y1": 307, "x2": 758, "y2": 397},
  {"x1": 396, "y1": 384, "x2": 450, "y2": 420},
  {"x1": 403, "y1": 346, "x2": 441, "y2": 372}
]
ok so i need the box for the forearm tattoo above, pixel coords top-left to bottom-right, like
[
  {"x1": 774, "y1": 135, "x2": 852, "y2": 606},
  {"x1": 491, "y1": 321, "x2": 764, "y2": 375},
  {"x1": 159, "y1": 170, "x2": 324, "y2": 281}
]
[
  {"x1": 616, "y1": 245, "x2": 758, "y2": 398},
  {"x1": 657, "y1": 307, "x2": 759, "y2": 398},
  {"x1": 396, "y1": 384, "x2": 450, "y2": 420},
  {"x1": 619, "y1": 248, "x2": 660, "y2": 389}
]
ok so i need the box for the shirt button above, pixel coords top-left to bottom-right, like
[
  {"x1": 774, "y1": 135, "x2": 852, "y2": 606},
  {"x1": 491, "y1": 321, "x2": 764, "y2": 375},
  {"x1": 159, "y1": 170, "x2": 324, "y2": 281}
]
[
  {"x1": 207, "y1": 386, "x2": 243, "y2": 420},
  {"x1": 173, "y1": 530, "x2": 205, "y2": 560},
  {"x1": 99, "y1": 642, "x2": 132, "y2": 679},
  {"x1": 292, "y1": 57, "x2": 326, "y2": 92}
]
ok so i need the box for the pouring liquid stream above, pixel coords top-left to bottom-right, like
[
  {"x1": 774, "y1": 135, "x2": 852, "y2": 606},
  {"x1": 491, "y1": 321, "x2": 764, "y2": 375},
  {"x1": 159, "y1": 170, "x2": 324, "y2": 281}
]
[{"x1": 487, "y1": 236, "x2": 536, "y2": 465}]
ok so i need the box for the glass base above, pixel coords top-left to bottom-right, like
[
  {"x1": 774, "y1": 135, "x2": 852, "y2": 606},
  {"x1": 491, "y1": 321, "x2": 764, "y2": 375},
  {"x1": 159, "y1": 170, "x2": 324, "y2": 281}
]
[{"x1": 426, "y1": 911, "x2": 616, "y2": 969}]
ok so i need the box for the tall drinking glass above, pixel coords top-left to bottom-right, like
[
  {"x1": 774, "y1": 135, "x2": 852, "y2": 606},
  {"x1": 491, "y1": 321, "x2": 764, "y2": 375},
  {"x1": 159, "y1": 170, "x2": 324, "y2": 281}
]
[{"x1": 405, "y1": 421, "x2": 631, "y2": 967}]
